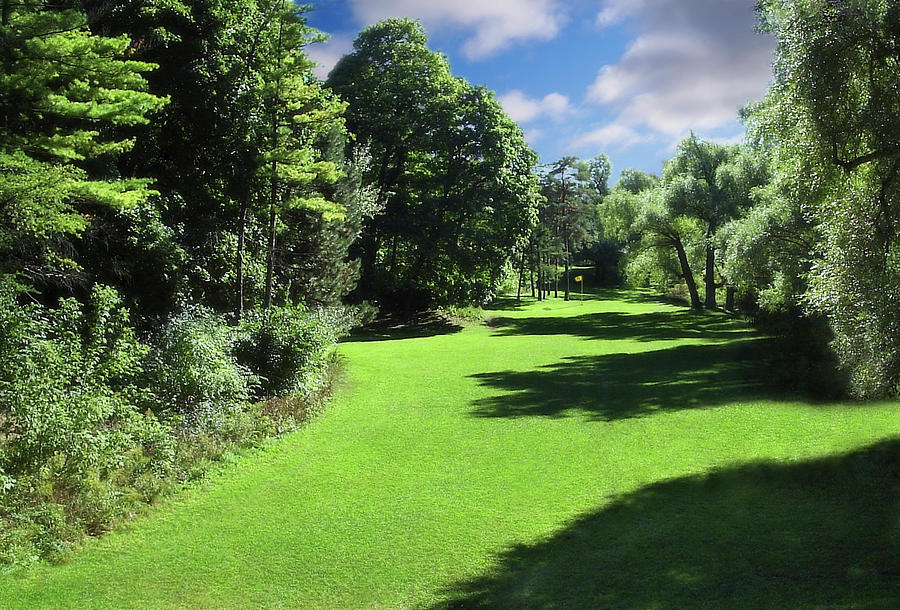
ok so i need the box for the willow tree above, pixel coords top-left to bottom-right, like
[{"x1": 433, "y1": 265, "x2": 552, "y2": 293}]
[
  {"x1": 754, "y1": 0, "x2": 900, "y2": 397},
  {"x1": 600, "y1": 177, "x2": 704, "y2": 309},
  {"x1": 662, "y1": 136, "x2": 766, "y2": 309}
]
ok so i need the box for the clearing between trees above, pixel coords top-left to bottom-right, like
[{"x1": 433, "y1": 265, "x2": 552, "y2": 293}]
[{"x1": 2, "y1": 290, "x2": 898, "y2": 608}]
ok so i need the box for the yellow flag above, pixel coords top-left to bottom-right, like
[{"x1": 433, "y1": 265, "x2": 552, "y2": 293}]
[{"x1": 575, "y1": 275, "x2": 583, "y2": 282}]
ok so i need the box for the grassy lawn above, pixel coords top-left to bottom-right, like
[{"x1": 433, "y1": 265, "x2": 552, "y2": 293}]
[{"x1": 1, "y1": 289, "x2": 898, "y2": 608}]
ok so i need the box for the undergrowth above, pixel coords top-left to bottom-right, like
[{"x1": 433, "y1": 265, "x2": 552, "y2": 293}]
[{"x1": 0, "y1": 284, "x2": 354, "y2": 568}]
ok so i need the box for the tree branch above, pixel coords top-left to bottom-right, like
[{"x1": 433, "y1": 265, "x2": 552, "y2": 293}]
[{"x1": 831, "y1": 141, "x2": 893, "y2": 172}]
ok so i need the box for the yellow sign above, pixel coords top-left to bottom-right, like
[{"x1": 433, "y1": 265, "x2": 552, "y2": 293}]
[{"x1": 574, "y1": 275, "x2": 583, "y2": 282}]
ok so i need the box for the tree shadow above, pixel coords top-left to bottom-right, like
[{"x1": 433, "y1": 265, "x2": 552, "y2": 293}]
[
  {"x1": 344, "y1": 312, "x2": 463, "y2": 343},
  {"x1": 488, "y1": 310, "x2": 751, "y2": 343},
  {"x1": 484, "y1": 297, "x2": 532, "y2": 312},
  {"x1": 432, "y1": 439, "x2": 900, "y2": 609},
  {"x1": 470, "y1": 338, "x2": 772, "y2": 421}
]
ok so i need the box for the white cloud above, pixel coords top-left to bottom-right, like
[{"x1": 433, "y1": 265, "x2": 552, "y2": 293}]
[
  {"x1": 708, "y1": 132, "x2": 746, "y2": 146},
  {"x1": 306, "y1": 34, "x2": 354, "y2": 80},
  {"x1": 497, "y1": 90, "x2": 573, "y2": 123},
  {"x1": 347, "y1": 0, "x2": 566, "y2": 60},
  {"x1": 595, "y1": 0, "x2": 645, "y2": 28},
  {"x1": 524, "y1": 128, "x2": 545, "y2": 146},
  {"x1": 570, "y1": 124, "x2": 651, "y2": 152},
  {"x1": 586, "y1": 0, "x2": 775, "y2": 138}
]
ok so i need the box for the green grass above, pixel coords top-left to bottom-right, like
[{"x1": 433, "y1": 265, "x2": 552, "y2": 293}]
[{"x1": 2, "y1": 289, "x2": 898, "y2": 608}]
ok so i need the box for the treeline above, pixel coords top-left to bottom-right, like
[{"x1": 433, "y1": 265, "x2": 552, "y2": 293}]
[
  {"x1": 595, "y1": 0, "x2": 900, "y2": 400},
  {"x1": 0, "y1": 3, "x2": 540, "y2": 565}
]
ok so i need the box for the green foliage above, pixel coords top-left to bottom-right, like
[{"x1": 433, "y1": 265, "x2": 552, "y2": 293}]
[
  {"x1": 600, "y1": 173, "x2": 706, "y2": 307},
  {"x1": 0, "y1": 0, "x2": 365, "y2": 569},
  {"x1": 0, "y1": 284, "x2": 157, "y2": 478},
  {"x1": 0, "y1": 284, "x2": 175, "y2": 564},
  {"x1": 143, "y1": 307, "x2": 253, "y2": 418},
  {"x1": 662, "y1": 136, "x2": 768, "y2": 308},
  {"x1": 0, "y1": 0, "x2": 167, "y2": 291},
  {"x1": 717, "y1": 180, "x2": 814, "y2": 311},
  {"x1": 273, "y1": 136, "x2": 381, "y2": 308},
  {"x1": 0, "y1": 284, "x2": 350, "y2": 566},
  {"x1": 235, "y1": 304, "x2": 353, "y2": 398},
  {"x1": 754, "y1": 0, "x2": 900, "y2": 397},
  {"x1": 330, "y1": 18, "x2": 540, "y2": 309}
]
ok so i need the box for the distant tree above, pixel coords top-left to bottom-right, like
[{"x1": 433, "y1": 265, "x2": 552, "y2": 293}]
[
  {"x1": 588, "y1": 154, "x2": 612, "y2": 198},
  {"x1": 329, "y1": 19, "x2": 540, "y2": 309},
  {"x1": 617, "y1": 168, "x2": 658, "y2": 195},
  {"x1": 541, "y1": 157, "x2": 599, "y2": 300},
  {"x1": 663, "y1": 135, "x2": 765, "y2": 309},
  {"x1": 600, "y1": 171, "x2": 704, "y2": 308}
]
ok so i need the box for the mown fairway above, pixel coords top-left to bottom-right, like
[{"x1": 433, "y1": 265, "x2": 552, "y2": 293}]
[{"x1": 2, "y1": 290, "x2": 898, "y2": 608}]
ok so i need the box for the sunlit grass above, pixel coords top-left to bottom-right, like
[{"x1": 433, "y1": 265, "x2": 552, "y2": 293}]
[{"x1": 2, "y1": 289, "x2": 898, "y2": 608}]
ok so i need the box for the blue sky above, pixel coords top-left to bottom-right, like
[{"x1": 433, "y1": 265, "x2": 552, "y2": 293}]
[{"x1": 304, "y1": 0, "x2": 775, "y2": 181}]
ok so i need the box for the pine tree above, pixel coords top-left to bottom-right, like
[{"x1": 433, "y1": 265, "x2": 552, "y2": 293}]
[{"x1": 0, "y1": 0, "x2": 167, "y2": 292}]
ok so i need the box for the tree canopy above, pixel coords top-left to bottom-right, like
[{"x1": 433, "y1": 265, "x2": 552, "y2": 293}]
[{"x1": 329, "y1": 18, "x2": 540, "y2": 309}]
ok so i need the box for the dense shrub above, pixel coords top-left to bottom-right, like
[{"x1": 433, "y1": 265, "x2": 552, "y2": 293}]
[
  {"x1": 0, "y1": 284, "x2": 176, "y2": 565},
  {"x1": 0, "y1": 285, "x2": 171, "y2": 481},
  {"x1": 753, "y1": 309, "x2": 848, "y2": 400},
  {"x1": 235, "y1": 304, "x2": 355, "y2": 399},
  {"x1": 142, "y1": 306, "x2": 254, "y2": 420},
  {"x1": 0, "y1": 288, "x2": 355, "y2": 567}
]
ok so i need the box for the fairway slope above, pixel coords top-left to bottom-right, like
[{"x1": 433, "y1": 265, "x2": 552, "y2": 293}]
[
  {"x1": 435, "y1": 438, "x2": 900, "y2": 609},
  {"x1": 2, "y1": 291, "x2": 898, "y2": 609}
]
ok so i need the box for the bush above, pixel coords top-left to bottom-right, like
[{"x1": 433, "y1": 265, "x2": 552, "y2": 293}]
[
  {"x1": 752, "y1": 309, "x2": 848, "y2": 399},
  {"x1": 0, "y1": 284, "x2": 176, "y2": 565},
  {"x1": 142, "y1": 305, "x2": 254, "y2": 421},
  {"x1": 235, "y1": 304, "x2": 354, "y2": 399},
  {"x1": 0, "y1": 285, "x2": 168, "y2": 480},
  {"x1": 0, "y1": 289, "x2": 355, "y2": 567}
]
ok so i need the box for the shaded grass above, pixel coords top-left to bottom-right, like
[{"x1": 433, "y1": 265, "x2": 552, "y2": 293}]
[
  {"x1": 0, "y1": 291, "x2": 898, "y2": 608},
  {"x1": 348, "y1": 311, "x2": 463, "y2": 342},
  {"x1": 434, "y1": 438, "x2": 900, "y2": 609},
  {"x1": 487, "y1": 309, "x2": 751, "y2": 342},
  {"x1": 470, "y1": 338, "x2": 772, "y2": 421}
]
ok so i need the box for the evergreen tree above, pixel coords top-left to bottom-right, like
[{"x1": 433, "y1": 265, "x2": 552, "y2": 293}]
[{"x1": 0, "y1": 0, "x2": 167, "y2": 294}]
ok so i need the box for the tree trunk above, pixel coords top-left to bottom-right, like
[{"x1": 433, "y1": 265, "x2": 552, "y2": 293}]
[
  {"x1": 360, "y1": 231, "x2": 380, "y2": 290},
  {"x1": 264, "y1": 195, "x2": 276, "y2": 309},
  {"x1": 554, "y1": 257, "x2": 558, "y2": 298},
  {"x1": 705, "y1": 244, "x2": 717, "y2": 309},
  {"x1": 537, "y1": 253, "x2": 543, "y2": 301},
  {"x1": 529, "y1": 242, "x2": 535, "y2": 297},
  {"x1": 673, "y1": 237, "x2": 702, "y2": 309},
  {"x1": 235, "y1": 197, "x2": 248, "y2": 320},
  {"x1": 389, "y1": 235, "x2": 398, "y2": 274},
  {"x1": 725, "y1": 286, "x2": 736, "y2": 312},
  {"x1": 563, "y1": 236, "x2": 570, "y2": 301},
  {"x1": 516, "y1": 249, "x2": 524, "y2": 302},
  {"x1": 264, "y1": 8, "x2": 284, "y2": 310}
]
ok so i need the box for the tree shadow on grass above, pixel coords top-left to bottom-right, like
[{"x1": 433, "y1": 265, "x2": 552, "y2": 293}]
[
  {"x1": 344, "y1": 312, "x2": 463, "y2": 343},
  {"x1": 488, "y1": 310, "x2": 751, "y2": 343},
  {"x1": 432, "y1": 439, "x2": 900, "y2": 609},
  {"x1": 470, "y1": 338, "x2": 772, "y2": 421},
  {"x1": 485, "y1": 297, "x2": 532, "y2": 312}
]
